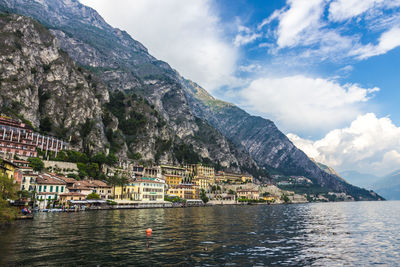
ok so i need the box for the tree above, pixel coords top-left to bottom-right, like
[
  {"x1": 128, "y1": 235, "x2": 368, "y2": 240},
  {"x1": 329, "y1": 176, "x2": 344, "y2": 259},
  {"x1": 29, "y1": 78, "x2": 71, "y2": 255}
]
[
  {"x1": 200, "y1": 189, "x2": 209, "y2": 204},
  {"x1": 86, "y1": 192, "x2": 100, "y2": 200},
  {"x1": 86, "y1": 163, "x2": 100, "y2": 178},
  {"x1": 39, "y1": 116, "x2": 52, "y2": 133},
  {"x1": 118, "y1": 175, "x2": 129, "y2": 199},
  {"x1": 28, "y1": 157, "x2": 44, "y2": 172},
  {"x1": 106, "y1": 153, "x2": 118, "y2": 166},
  {"x1": 281, "y1": 194, "x2": 290, "y2": 203},
  {"x1": 91, "y1": 153, "x2": 107, "y2": 166},
  {"x1": 0, "y1": 174, "x2": 19, "y2": 223}
]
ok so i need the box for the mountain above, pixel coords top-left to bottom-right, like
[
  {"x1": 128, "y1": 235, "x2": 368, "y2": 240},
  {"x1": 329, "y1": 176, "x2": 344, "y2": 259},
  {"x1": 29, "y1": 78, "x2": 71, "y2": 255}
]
[
  {"x1": 372, "y1": 170, "x2": 400, "y2": 200},
  {"x1": 184, "y1": 82, "x2": 382, "y2": 199},
  {"x1": 0, "y1": 1, "x2": 258, "y2": 175},
  {"x1": 0, "y1": 0, "x2": 383, "y2": 200},
  {"x1": 340, "y1": 170, "x2": 379, "y2": 189},
  {"x1": 310, "y1": 159, "x2": 344, "y2": 178}
]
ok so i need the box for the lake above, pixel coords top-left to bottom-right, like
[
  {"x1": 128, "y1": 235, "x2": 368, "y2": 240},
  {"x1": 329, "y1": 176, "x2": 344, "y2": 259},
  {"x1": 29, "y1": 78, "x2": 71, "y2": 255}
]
[{"x1": 1, "y1": 201, "x2": 399, "y2": 266}]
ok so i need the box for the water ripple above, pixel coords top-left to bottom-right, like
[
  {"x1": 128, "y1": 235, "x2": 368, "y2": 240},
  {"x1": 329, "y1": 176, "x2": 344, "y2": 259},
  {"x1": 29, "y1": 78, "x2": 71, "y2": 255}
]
[{"x1": 0, "y1": 201, "x2": 399, "y2": 266}]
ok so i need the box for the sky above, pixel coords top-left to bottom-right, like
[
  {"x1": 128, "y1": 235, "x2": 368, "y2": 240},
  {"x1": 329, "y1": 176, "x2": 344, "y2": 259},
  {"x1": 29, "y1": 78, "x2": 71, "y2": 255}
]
[{"x1": 79, "y1": 0, "x2": 400, "y2": 177}]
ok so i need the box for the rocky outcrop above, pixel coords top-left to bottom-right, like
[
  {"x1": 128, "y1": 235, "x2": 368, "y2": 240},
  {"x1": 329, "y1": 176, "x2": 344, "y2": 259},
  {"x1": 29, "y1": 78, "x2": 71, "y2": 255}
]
[{"x1": 0, "y1": 13, "x2": 108, "y2": 152}]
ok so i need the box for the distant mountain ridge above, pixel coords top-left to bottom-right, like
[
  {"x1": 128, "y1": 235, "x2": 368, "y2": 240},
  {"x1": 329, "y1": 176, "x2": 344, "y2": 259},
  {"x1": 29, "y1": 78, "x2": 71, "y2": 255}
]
[
  {"x1": 0, "y1": 0, "x2": 383, "y2": 200},
  {"x1": 372, "y1": 170, "x2": 400, "y2": 200}
]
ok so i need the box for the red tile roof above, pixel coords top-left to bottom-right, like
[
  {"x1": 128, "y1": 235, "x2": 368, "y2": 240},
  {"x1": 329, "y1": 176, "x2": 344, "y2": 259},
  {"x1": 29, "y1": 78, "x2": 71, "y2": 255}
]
[{"x1": 36, "y1": 174, "x2": 66, "y2": 185}]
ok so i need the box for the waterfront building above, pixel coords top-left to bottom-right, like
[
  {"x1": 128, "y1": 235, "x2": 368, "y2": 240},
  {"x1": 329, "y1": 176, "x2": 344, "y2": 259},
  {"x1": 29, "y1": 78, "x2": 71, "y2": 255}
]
[
  {"x1": 113, "y1": 177, "x2": 165, "y2": 202},
  {"x1": 263, "y1": 195, "x2": 280, "y2": 202},
  {"x1": 186, "y1": 164, "x2": 215, "y2": 190},
  {"x1": 59, "y1": 192, "x2": 86, "y2": 205},
  {"x1": 86, "y1": 180, "x2": 113, "y2": 199},
  {"x1": 66, "y1": 180, "x2": 93, "y2": 197},
  {"x1": 237, "y1": 188, "x2": 260, "y2": 200},
  {"x1": 36, "y1": 173, "x2": 67, "y2": 209},
  {"x1": 166, "y1": 184, "x2": 199, "y2": 200},
  {"x1": 164, "y1": 174, "x2": 182, "y2": 187},
  {"x1": 0, "y1": 115, "x2": 68, "y2": 158}
]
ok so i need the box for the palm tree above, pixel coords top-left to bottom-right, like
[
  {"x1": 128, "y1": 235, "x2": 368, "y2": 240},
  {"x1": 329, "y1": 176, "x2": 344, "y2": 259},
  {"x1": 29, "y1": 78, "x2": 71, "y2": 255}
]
[
  {"x1": 107, "y1": 175, "x2": 120, "y2": 199},
  {"x1": 119, "y1": 175, "x2": 129, "y2": 200}
]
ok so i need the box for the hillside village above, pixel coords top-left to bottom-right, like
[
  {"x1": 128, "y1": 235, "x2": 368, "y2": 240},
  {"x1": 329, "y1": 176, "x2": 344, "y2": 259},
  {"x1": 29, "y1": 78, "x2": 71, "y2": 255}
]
[{"x1": 0, "y1": 115, "x2": 331, "y2": 211}]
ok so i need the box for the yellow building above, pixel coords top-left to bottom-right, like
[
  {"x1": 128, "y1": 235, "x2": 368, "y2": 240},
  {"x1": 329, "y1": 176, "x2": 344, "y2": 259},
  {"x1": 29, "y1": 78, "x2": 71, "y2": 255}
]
[
  {"x1": 167, "y1": 184, "x2": 199, "y2": 200},
  {"x1": 237, "y1": 188, "x2": 260, "y2": 200},
  {"x1": 263, "y1": 195, "x2": 280, "y2": 202},
  {"x1": 20, "y1": 172, "x2": 38, "y2": 192},
  {"x1": 164, "y1": 174, "x2": 182, "y2": 187},
  {"x1": 161, "y1": 164, "x2": 186, "y2": 184},
  {"x1": 186, "y1": 164, "x2": 215, "y2": 189},
  {"x1": 186, "y1": 164, "x2": 214, "y2": 179},
  {"x1": 1, "y1": 159, "x2": 18, "y2": 179},
  {"x1": 59, "y1": 192, "x2": 86, "y2": 205},
  {"x1": 113, "y1": 178, "x2": 165, "y2": 202},
  {"x1": 192, "y1": 176, "x2": 213, "y2": 190}
]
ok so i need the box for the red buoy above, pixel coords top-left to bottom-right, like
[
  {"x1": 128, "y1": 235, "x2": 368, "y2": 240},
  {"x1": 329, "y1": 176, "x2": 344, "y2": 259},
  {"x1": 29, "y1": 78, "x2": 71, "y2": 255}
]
[{"x1": 146, "y1": 228, "x2": 152, "y2": 237}]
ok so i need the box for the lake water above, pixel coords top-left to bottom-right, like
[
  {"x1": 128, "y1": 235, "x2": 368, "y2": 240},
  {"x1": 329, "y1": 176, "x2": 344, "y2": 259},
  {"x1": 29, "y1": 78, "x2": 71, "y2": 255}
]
[{"x1": 1, "y1": 201, "x2": 399, "y2": 266}]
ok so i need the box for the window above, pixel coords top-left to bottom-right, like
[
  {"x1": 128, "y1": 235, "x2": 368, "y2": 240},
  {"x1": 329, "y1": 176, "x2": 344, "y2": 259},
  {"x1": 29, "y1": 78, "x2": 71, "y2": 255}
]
[
  {"x1": 56, "y1": 186, "x2": 59, "y2": 192},
  {"x1": 44, "y1": 185, "x2": 47, "y2": 192},
  {"x1": 39, "y1": 185, "x2": 42, "y2": 192},
  {"x1": 61, "y1": 187, "x2": 64, "y2": 192},
  {"x1": 50, "y1": 186, "x2": 53, "y2": 192}
]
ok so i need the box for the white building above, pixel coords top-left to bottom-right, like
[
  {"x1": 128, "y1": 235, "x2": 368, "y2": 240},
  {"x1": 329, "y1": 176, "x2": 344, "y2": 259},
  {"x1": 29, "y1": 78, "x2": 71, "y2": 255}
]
[{"x1": 35, "y1": 173, "x2": 66, "y2": 209}]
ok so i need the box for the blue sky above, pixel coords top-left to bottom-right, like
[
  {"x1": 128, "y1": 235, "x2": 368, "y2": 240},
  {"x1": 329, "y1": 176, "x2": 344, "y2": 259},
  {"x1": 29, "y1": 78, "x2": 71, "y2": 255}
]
[{"x1": 80, "y1": 0, "x2": 400, "y2": 177}]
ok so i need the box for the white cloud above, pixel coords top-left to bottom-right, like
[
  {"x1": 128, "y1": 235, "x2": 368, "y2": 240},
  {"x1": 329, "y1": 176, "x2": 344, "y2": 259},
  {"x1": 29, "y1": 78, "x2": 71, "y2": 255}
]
[
  {"x1": 329, "y1": 0, "x2": 400, "y2": 22},
  {"x1": 79, "y1": 0, "x2": 238, "y2": 92},
  {"x1": 351, "y1": 26, "x2": 400, "y2": 59},
  {"x1": 260, "y1": 0, "x2": 400, "y2": 62},
  {"x1": 234, "y1": 26, "x2": 261, "y2": 47},
  {"x1": 275, "y1": 0, "x2": 325, "y2": 48},
  {"x1": 288, "y1": 113, "x2": 400, "y2": 176},
  {"x1": 329, "y1": 0, "x2": 383, "y2": 22},
  {"x1": 238, "y1": 64, "x2": 262, "y2": 73},
  {"x1": 238, "y1": 75, "x2": 379, "y2": 134}
]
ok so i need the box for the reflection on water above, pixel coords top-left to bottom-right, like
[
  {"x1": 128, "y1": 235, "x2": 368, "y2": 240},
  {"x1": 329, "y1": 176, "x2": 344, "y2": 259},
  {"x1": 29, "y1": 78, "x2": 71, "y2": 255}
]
[{"x1": 1, "y1": 201, "x2": 399, "y2": 266}]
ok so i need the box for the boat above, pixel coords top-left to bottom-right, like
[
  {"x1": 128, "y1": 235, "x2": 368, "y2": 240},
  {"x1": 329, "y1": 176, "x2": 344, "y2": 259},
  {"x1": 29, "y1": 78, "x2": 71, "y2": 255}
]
[{"x1": 16, "y1": 214, "x2": 34, "y2": 220}]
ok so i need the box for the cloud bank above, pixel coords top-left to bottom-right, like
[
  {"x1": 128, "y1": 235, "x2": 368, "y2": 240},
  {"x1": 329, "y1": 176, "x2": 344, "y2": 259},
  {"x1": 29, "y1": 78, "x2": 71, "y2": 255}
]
[
  {"x1": 288, "y1": 113, "x2": 400, "y2": 176},
  {"x1": 238, "y1": 75, "x2": 379, "y2": 135}
]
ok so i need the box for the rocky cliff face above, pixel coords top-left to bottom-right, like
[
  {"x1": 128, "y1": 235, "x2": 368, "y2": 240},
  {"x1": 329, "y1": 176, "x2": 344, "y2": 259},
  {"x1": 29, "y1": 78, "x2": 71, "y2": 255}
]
[
  {"x1": 0, "y1": 1, "x2": 258, "y2": 174},
  {"x1": 0, "y1": 13, "x2": 108, "y2": 152}
]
